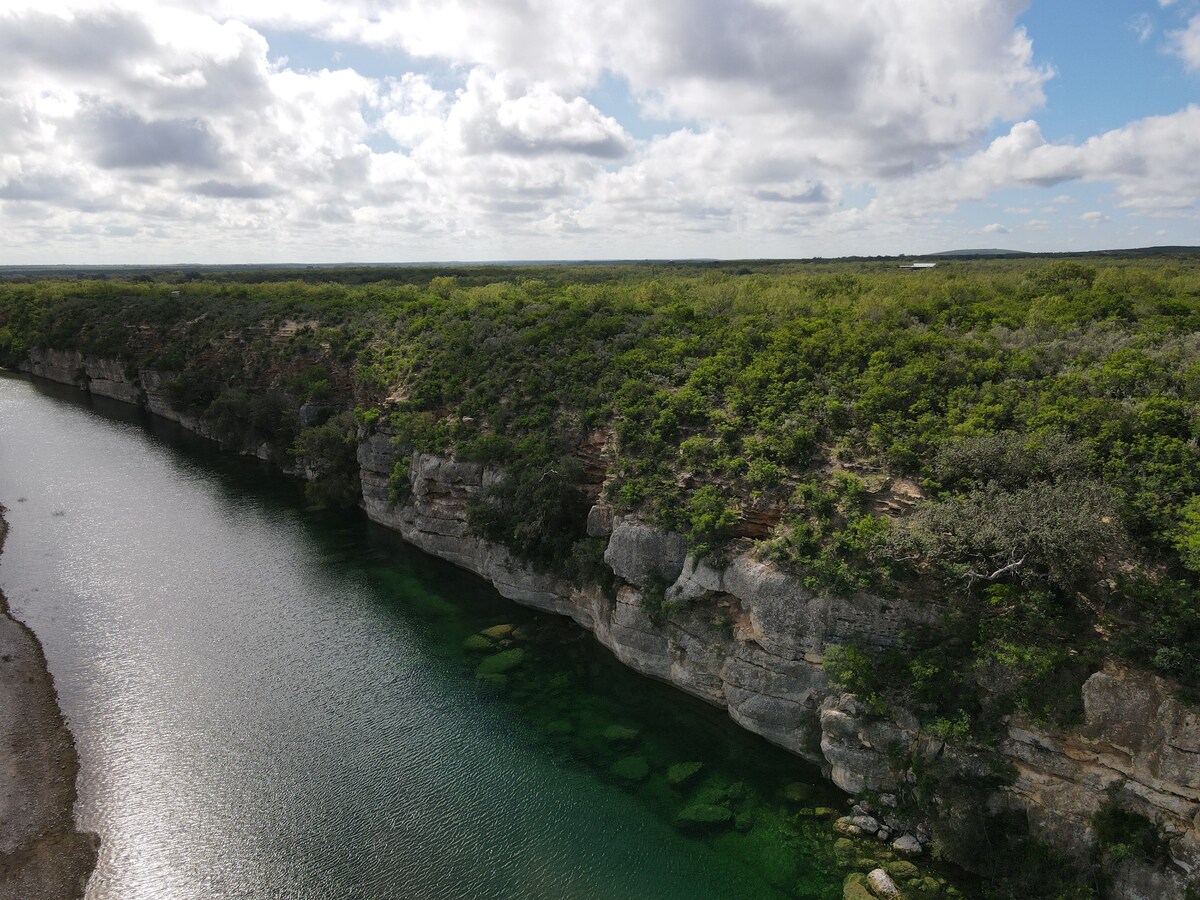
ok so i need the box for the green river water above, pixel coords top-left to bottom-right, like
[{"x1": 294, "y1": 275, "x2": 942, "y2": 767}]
[{"x1": 0, "y1": 373, "x2": 969, "y2": 899}]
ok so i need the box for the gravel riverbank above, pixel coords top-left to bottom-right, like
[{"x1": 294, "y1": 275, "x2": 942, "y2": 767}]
[{"x1": 0, "y1": 507, "x2": 97, "y2": 900}]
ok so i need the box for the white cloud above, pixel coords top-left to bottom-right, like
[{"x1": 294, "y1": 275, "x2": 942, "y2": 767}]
[
  {"x1": 1081, "y1": 211, "x2": 1111, "y2": 224},
  {"x1": 1132, "y1": 13, "x2": 1154, "y2": 43},
  {"x1": 879, "y1": 106, "x2": 1200, "y2": 218},
  {"x1": 204, "y1": 0, "x2": 1053, "y2": 182},
  {"x1": 1168, "y1": 14, "x2": 1200, "y2": 69},
  {"x1": 0, "y1": 1, "x2": 1195, "y2": 261},
  {"x1": 447, "y1": 70, "x2": 631, "y2": 160},
  {"x1": 982, "y1": 223, "x2": 1010, "y2": 233}
]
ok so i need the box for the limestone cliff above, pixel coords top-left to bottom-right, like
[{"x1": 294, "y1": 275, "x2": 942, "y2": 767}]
[
  {"x1": 16, "y1": 353, "x2": 1200, "y2": 899},
  {"x1": 358, "y1": 421, "x2": 1200, "y2": 900}
]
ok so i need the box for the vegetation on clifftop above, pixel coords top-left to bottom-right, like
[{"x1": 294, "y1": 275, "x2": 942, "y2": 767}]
[{"x1": 2, "y1": 257, "x2": 1199, "y2": 724}]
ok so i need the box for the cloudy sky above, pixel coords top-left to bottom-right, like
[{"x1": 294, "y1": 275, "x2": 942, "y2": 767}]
[{"x1": 1, "y1": 0, "x2": 1198, "y2": 263}]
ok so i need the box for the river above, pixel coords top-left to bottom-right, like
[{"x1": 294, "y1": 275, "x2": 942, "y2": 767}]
[{"x1": 0, "y1": 372, "x2": 875, "y2": 899}]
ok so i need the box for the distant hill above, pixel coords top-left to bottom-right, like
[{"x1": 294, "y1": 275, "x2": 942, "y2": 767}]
[
  {"x1": 930, "y1": 248, "x2": 1022, "y2": 257},
  {"x1": 927, "y1": 245, "x2": 1200, "y2": 260}
]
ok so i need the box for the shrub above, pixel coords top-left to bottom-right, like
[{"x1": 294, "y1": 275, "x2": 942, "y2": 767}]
[
  {"x1": 1173, "y1": 496, "x2": 1200, "y2": 573},
  {"x1": 683, "y1": 485, "x2": 738, "y2": 554},
  {"x1": 293, "y1": 412, "x2": 361, "y2": 508},
  {"x1": 889, "y1": 478, "x2": 1126, "y2": 591},
  {"x1": 1093, "y1": 790, "x2": 1162, "y2": 864}
]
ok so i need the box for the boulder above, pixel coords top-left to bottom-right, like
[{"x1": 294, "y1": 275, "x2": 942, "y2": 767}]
[
  {"x1": 783, "y1": 782, "x2": 814, "y2": 803},
  {"x1": 886, "y1": 860, "x2": 920, "y2": 881},
  {"x1": 866, "y1": 868, "x2": 903, "y2": 900},
  {"x1": 603, "y1": 521, "x2": 688, "y2": 588},
  {"x1": 462, "y1": 634, "x2": 492, "y2": 652},
  {"x1": 586, "y1": 504, "x2": 614, "y2": 537},
  {"x1": 852, "y1": 815, "x2": 881, "y2": 835},
  {"x1": 834, "y1": 817, "x2": 864, "y2": 837}
]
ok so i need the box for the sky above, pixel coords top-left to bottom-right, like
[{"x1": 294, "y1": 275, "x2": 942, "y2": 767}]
[{"x1": 1, "y1": 0, "x2": 1198, "y2": 264}]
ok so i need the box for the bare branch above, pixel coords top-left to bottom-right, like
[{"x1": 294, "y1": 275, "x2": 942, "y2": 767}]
[{"x1": 966, "y1": 555, "x2": 1027, "y2": 586}]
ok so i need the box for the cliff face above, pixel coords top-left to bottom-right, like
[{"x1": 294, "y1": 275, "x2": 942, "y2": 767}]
[
  {"x1": 19, "y1": 354, "x2": 1200, "y2": 899},
  {"x1": 24, "y1": 349, "x2": 208, "y2": 434},
  {"x1": 358, "y1": 423, "x2": 1200, "y2": 900}
]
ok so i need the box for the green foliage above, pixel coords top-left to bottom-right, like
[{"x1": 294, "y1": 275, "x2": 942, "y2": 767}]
[
  {"x1": 821, "y1": 645, "x2": 887, "y2": 715},
  {"x1": 683, "y1": 485, "x2": 738, "y2": 555},
  {"x1": 1112, "y1": 574, "x2": 1200, "y2": 681},
  {"x1": 763, "y1": 474, "x2": 893, "y2": 593},
  {"x1": 891, "y1": 478, "x2": 1125, "y2": 591},
  {"x1": 567, "y1": 537, "x2": 614, "y2": 593},
  {"x1": 388, "y1": 456, "x2": 412, "y2": 504},
  {"x1": 639, "y1": 575, "x2": 678, "y2": 627},
  {"x1": 1174, "y1": 496, "x2": 1200, "y2": 573},
  {"x1": 1093, "y1": 789, "x2": 1163, "y2": 864},
  {"x1": 467, "y1": 456, "x2": 589, "y2": 569},
  {"x1": 3, "y1": 256, "x2": 1200, "y2": 691},
  {"x1": 293, "y1": 411, "x2": 361, "y2": 508},
  {"x1": 927, "y1": 711, "x2": 972, "y2": 742}
]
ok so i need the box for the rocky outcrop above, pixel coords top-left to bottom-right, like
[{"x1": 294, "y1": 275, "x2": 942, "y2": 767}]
[
  {"x1": 22, "y1": 351, "x2": 233, "y2": 446},
  {"x1": 23, "y1": 349, "x2": 144, "y2": 406},
  {"x1": 358, "y1": 429, "x2": 577, "y2": 619},
  {"x1": 819, "y1": 666, "x2": 1200, "y2": 896}
]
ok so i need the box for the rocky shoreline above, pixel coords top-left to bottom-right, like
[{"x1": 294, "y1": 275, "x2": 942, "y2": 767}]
[{"x1": 0, "y1": 507, "x2": 97, "y2": 900}]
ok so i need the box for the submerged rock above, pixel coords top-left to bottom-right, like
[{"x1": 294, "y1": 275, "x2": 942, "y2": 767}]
[
  {"x1": 666, "y1": 761, "x2": 704, "y2": 786},
  {"x1": 610, "y1": 756, "x2": 650, "y2": 782},
  {"x1": 886, "y1": 859, "x2": 920, "y2": 882},
  {"x1": 834, "y1": 816, "x2": 864, "y2": 837},
  {"x1": 462, "y1": 634, "x2": 492, "y2": 652},
  {"x1": 481, "y1": 624, "x2": 515, "y2": 640},
  {"x1": 602, "y1": 724, "x2": 640, "y2": 744},
  {"x1": 474, "y1": 648, "x2": 525, "y2": 676},
  {"x1": 782, "y1": 782, "x2": 814, "y2": 803},
  {"x1": 851, "y1": 815, "x2": 881, "y2": 835},
  {"x1": 674, "y1": 803, "x2": 733, "y2": 832}
]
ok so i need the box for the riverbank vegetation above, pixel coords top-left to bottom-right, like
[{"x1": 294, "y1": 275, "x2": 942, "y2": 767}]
[{"x1": 2, "y1": 256, "x2": 1199, "y2": 737}]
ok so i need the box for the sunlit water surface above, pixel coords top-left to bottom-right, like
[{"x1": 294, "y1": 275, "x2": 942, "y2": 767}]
[{"x1": 0, "y1": 373, "x2": 870, "y2": 899}]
